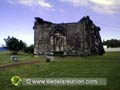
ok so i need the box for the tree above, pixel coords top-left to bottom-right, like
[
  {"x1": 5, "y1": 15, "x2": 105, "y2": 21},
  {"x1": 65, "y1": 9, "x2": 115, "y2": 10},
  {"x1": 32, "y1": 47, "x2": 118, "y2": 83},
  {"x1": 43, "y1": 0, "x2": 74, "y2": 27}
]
[
  {"x1": 24, "y1": 45, "x2": 34, "y2": 53},
  {"x1": 4, "y1": 36, "x2": 26, "y2": 55}
]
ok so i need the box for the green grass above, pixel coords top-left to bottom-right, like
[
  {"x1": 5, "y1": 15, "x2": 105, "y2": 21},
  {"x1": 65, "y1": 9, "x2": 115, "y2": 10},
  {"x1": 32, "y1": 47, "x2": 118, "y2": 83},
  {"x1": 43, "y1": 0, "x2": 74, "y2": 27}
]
[
  {"x1": 0, "y1": 52, "x2": 120, "y2": 90},
  {"x1": 0, "y1": 51, "x2": 45, "y2": 65}
]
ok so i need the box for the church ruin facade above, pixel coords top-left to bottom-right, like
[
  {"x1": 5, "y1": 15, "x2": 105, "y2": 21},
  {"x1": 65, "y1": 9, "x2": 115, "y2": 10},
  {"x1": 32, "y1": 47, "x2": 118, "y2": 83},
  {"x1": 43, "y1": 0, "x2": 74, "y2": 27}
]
[{"x1": 33, "y1": 16, "x2": 105, "y2": 56}]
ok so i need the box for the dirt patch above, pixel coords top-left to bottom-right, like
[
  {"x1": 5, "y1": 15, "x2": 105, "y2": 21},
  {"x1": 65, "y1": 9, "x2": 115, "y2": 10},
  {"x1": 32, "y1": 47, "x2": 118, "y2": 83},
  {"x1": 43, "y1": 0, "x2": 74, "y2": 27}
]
[{"x1": 0, "y1": 60, "x2": 41, "y2": 69}]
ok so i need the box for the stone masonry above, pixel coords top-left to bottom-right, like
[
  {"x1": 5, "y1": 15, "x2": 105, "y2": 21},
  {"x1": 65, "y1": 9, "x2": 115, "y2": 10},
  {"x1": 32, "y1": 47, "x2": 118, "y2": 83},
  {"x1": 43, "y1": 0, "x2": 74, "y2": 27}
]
[{"x1": 33, "y1": 16, "x2": 105, "y2": 56}]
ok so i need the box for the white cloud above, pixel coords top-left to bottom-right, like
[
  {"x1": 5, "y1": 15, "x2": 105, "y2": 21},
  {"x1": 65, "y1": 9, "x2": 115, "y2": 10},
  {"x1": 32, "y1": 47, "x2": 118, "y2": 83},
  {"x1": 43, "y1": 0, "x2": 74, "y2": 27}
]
[
  {"x1": 38, "y1": 0, "x2": 52, "y2": 8},
  {"x1": 7, "y1": 0, "x2": 53, "y2": 8},
  {"x1": 60, "y1": 0, "x2": 88, "y2": 6},
  {"x1": 60, "y1": 0, "x2": 120, "y2": 14},
  {"x1": 90, "y1": 0, "x2": 113, "y2": 5}
]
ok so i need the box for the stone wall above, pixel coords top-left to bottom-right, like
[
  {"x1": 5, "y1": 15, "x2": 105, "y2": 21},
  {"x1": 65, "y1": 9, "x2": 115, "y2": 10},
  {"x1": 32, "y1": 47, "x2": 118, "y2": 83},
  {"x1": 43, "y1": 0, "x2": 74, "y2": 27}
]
[{"x1": 33, "y1": 16, "x2": 105, "y2": 56}]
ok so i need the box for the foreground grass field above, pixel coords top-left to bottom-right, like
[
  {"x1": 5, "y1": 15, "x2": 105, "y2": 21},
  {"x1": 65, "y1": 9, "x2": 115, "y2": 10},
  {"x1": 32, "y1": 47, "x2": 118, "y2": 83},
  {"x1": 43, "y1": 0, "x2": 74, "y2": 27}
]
[{"x1": 0, "y1": 51, "x2": 120, "y2": 90}]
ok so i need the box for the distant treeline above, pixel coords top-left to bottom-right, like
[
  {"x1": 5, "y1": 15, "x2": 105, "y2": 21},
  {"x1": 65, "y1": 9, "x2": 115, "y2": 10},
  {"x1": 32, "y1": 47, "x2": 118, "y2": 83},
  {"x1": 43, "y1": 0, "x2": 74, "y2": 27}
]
[{"x1": 103, "y1": 39, "x2": 120, "y2": 48}]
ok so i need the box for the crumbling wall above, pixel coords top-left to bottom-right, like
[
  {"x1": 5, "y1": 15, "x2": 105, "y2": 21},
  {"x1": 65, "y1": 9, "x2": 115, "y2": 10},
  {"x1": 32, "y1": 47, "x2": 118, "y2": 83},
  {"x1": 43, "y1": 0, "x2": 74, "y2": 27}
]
[{"x1": 33, "y1": 16, "x2": 105, "y2": 56}]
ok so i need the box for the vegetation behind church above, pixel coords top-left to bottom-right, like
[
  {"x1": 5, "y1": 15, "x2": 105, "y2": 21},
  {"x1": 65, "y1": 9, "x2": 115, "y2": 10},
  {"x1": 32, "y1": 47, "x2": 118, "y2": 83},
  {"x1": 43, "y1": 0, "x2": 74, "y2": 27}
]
[{"x1": 103, "y1": 39, "x2": 120, "y2": 48}]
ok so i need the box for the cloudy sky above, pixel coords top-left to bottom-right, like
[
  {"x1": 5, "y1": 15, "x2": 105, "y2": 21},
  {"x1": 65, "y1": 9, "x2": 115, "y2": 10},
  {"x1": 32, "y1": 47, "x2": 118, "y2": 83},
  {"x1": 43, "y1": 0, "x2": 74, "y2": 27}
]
[{"x1": 0, "y1": 0, "x2": 120, "y2": 46}]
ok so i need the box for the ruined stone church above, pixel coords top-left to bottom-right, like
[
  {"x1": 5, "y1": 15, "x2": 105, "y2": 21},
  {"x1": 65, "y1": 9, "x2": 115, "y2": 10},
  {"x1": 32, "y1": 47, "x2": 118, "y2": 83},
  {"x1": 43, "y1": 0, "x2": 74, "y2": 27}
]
[{"x1": 33, "y1": 16, "x2": 105, "y2": 56}]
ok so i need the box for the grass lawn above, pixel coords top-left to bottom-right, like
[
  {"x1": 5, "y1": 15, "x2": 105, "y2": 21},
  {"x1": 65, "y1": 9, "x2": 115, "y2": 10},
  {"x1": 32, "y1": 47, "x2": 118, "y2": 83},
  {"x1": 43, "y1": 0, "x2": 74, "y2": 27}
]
[{"x1": 0, "y1": 51, "x2": 120, "y2": 90}]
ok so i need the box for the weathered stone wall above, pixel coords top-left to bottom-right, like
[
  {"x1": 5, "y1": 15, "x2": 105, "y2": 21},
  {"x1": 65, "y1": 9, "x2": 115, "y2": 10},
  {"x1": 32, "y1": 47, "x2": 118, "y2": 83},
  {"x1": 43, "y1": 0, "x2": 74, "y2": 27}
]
[{"x1": 33, "y1": 16, "x2": 105, "y2": 56}]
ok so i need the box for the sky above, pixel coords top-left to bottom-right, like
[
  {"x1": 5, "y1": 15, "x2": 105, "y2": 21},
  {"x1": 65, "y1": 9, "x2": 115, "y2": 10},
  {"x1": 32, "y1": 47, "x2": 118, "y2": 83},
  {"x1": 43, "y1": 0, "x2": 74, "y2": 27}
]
[{"x1": 0, "y1": 0, "x2": 120, "y2": 46}]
